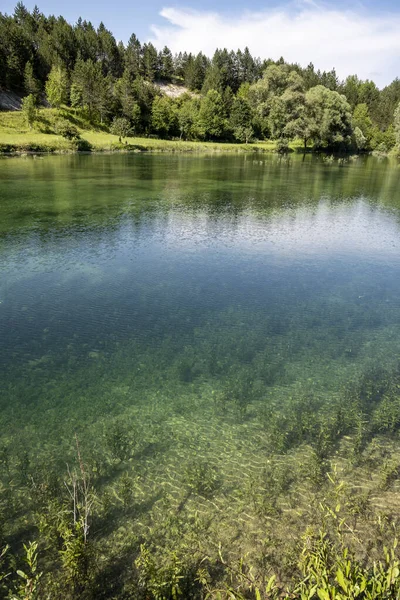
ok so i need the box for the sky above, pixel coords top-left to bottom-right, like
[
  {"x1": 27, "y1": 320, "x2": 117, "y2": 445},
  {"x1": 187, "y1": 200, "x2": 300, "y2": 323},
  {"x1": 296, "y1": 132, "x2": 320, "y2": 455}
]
[{"x1": 2, "y1": 0, "x2": 400, "y2": 87}]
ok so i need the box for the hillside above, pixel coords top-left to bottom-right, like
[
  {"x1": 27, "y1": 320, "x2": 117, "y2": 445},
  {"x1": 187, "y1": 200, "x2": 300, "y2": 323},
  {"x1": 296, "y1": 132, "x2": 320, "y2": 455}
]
[{"x1": 0, "y1": 106, "x2": 278, "y2": 154}]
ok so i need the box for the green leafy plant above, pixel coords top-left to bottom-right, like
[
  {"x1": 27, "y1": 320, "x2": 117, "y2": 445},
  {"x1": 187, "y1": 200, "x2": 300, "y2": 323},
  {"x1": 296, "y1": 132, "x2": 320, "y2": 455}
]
[
  {"x1": 183, "y1": 460, "x2": 221, "y2": 498},
  {"x1": 135, "y1": 543, "x2": 184, "y2": 600},
  {"x1": 13, "y1": 541, "x2": 42, "y2": 600}
]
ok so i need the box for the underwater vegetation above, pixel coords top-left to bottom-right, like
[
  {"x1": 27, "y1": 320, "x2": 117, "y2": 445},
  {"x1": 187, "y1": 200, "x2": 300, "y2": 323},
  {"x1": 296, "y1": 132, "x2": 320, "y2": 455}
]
[
  {"x1": 1, "y1": 359, "x2": 400, "y2": 598},
  {"x1": 3, "y1": 154, "x2": 400, "y2": 598}
]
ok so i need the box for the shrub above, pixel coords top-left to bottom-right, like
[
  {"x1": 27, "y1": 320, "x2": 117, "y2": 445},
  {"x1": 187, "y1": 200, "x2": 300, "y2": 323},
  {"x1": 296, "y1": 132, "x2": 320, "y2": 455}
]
[
  {"x1": 54, "y1": 119, "x2": 80, "y2": 140},
  {"x1": 276, "y1": 138, "x2": 289, "y2": 153}
]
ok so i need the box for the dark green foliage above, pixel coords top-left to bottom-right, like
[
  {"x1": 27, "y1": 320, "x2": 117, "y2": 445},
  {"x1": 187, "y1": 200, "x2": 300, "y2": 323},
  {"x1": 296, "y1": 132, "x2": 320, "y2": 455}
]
[
  {"x1": 0, "y1": 446, "x2": 10, "y2": 476},
  {"x1": 197, "y1": 89, "x2": 227, "y2": 140},
  {"x1": 159, "y1": 46, "x2": 174, "y2": 81},
  {"x1": 54, "y1": 118, "x2": 80, "y2": 140},
  {"x1": 24, "y1": 60, "x2": 41, "y2": 99},
  {"x1": 135, "y1": 544, "x2": 188, "y2": 600},
  {"x1": 183, "y1": 460, "x2": 220, "y2": 497},
  {"x1": 71, "y1": 58, "x2": 105, "y2": 119},
  {"x1": 276, "y1": 138, "x2": 289, "y2": 153},
  {"x1": 105, "y1": 422, "x2": 134, "y2": 462},
  {"x1": 151, "y1": 96, "x2": 177, "y2": 138},
  {"x1": 229, "y1": 96, "x2": 254, "y2": 143},
  {"x1": 16, "y1": 449, "x2": 30, "y2": 484}
]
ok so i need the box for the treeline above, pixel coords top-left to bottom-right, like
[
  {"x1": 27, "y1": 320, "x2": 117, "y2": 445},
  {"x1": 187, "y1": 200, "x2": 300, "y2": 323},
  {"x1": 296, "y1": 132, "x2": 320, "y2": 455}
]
[{"x1": 2, "y1": 2, "x2": 400, "y2": 149}]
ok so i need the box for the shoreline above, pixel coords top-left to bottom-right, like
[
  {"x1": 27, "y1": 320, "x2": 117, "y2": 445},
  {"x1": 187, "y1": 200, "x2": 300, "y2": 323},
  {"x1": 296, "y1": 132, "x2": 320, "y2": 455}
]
[{"x1": 0, "y1": 138, "x2": 279, "y2": 156}]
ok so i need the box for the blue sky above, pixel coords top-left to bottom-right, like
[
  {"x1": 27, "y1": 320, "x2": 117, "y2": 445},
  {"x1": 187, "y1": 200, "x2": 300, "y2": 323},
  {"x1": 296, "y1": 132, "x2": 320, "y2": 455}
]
[{"x1": 3, "y1": 0, "x2": 400, "y2": 86}]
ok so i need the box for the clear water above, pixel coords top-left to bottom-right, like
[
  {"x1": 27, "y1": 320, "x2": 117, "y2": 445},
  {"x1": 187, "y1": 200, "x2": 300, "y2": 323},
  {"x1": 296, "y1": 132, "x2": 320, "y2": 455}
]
[{"x1": 1, "y1": 153, "x2": 400, "y2": 568}]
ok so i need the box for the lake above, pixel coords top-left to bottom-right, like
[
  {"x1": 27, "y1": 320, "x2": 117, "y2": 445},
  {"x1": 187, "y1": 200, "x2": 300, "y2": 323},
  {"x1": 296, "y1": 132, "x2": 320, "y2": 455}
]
[{"x1": 1, "y1": 152, "x2": 400, "y2": 596}]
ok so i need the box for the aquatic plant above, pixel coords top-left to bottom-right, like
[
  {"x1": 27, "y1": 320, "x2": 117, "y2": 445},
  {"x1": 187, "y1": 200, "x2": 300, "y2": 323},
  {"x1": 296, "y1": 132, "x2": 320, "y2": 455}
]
[
  {"x1": 183, "y1": 460, "x2": 221, "y2": 498},
  {"x1": 105, "y1": 422, "x2": 134, "y2": 463},
  {"x1": 14, "y1": 541, "x2": 42, "y2": 600},
  {"x1": 135, "y1": 544, "x2": 185, "y2": 600}
]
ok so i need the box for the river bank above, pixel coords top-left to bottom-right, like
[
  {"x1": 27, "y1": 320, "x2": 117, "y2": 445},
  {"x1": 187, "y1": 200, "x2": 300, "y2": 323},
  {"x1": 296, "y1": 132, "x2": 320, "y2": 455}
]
[{"x1": 0, "y1": 107, "x2": 281, "y2": 154}]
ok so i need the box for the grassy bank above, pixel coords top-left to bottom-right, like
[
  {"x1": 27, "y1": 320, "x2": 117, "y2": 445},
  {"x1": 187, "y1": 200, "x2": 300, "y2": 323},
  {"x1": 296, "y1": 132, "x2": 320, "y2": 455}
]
[{"x1": 0, "y1": 107, "x2": 280, "y2": 154}]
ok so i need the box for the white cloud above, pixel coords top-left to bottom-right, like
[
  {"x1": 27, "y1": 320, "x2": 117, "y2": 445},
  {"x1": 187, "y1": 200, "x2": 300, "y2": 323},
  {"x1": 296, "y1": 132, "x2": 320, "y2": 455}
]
[{"x1": 149, "y1": 2, "x2": 400, "y2": 87}]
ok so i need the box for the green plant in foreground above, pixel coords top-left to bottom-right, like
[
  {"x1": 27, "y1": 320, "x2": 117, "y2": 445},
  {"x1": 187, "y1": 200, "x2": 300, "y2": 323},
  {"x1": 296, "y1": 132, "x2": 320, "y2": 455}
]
[
  {"x1": 295, "y1": 530, "x2": 400, "y2": 600},
  {"x1": 58, "y1": 520, "x2": 90, "y2": 593},
  {"x1": 13, "y1": 541, "x2": 42, "y2": 600},
  {"x1": 0, "y1": 544, "x2": 10, "y2": 593},
  {"x1": 135, "y1": 543, "x2": 184, "y2": 600}
]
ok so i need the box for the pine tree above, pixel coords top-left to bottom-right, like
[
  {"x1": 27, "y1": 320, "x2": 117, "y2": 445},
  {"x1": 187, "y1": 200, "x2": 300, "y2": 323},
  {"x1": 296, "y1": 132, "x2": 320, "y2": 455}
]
[
  {"x1": 160, "y1": 46, "x2": 174, "y2": 81},
  {"x1": 24, "y1": 61, "x2": 40, "y2": 100}
]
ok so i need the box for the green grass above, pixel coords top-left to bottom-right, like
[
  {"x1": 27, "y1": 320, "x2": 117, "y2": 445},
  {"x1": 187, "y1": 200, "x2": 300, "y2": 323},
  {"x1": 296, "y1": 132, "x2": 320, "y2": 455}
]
[{"x1": 0, "y1": 106, "x2": 279, "y2": 154}]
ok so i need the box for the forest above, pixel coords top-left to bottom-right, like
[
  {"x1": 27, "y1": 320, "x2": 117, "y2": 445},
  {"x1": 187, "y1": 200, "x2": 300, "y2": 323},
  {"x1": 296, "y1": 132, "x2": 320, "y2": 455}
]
[{"x1": 2, "y1": 2, "x2": 400, "y2": 151}]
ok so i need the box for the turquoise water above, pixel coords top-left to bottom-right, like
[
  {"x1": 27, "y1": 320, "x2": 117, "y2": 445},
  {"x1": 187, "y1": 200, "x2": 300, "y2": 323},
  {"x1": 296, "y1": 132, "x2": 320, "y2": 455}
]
[{"x1": 1, "y1": 153, "x2": 400, "y2": 594}]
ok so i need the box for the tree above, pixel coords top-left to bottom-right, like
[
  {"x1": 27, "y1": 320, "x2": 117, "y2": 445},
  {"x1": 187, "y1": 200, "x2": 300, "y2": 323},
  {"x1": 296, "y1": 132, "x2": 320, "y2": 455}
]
[
  {"x1": 239, "y1": 47, "x2": 257, "y2": 84},
  {"x1": 185, "y1": 53, "x2": 207, "y2": 91},
  {"x1": 97, "y1": 22, "x2": 122, "y2": 78},
  {"x1": 197, "y1": 89, "x2": 226, "y2": 140},
  {"x1": 131, "y1": 102, "x2": 141, "y2": 134},
  {"x1": 377, "y1": 78, "x2": 400, "y2": 130},
  {"x1": 247, "y1": 76, "x2": 270, "y2": 138},
  {"x1": 222, "y1": 86, "x2": 234, "y2": 113},
  {"x1": 24, "y1": 61, "x2": 40, "y2": 100},
  {"x1": 115, "y1": 70, "x2": 135, "y2": 118},
  {"x1": 230, "y1": 97, "x2": 254, "y2": 143},
  {"x1": 352, "y1": 103, "x2": 374, "y2": 149},
  {"x1": 125, "y1": 34, "x2": 142, "y2": 80},
  {"x1": 151, "y1": 96, "x2": 176, "y2": 138},
  {"x1": 114, "y1": 72, "x2": 142, "y2": 128},
  {"x1": 21, "y1": 93, "x2": 36, "y2": 128},
  {"x1": 3, "y1": 2, "x2": 399, "y2": 148},
  {"x1": 353, "y1": 126, "x2": 367, "y2": 151},
  {"x1": 202, "y1": 63, "x2": 222, "y2": 94},
  {"x1": 341, "y1": 75, "x2": 362, "y2": 108},
  {"x1": 131, "y1": 77, "x2": 160, "y2": 132},
  {"x1": 70, "y1": 83, "x2": 83, "y2": 111},
  {"x1": 394, "y1": 101, "x2": 400, "y2": 147},
  {"x1": 302, "y1": 63, "x2": 320, "y2": 90},
  {"x1": 110, "y1": 116, "x2": 131, "y2": 142},
  {"x1": 142, "y1": 43, "x2": 159, "y2": 80},
  {"x1": 160, "y1": 46, "x2": 174, "y2": 81},
  {"x1": 71, "y1": 59, "x2": 104, "y2": 119},
  {"x1": 304, "y1": 85, "x2": 352, "y2": 148},
  {"x1": 262, "y1": 64, "x2": 290, "y2": 96},
  {"x1": 358, "y1": 80, "x2": 380, "y2": 119},
  {"x1": 320, "y1": 68, "x2": 339, "y2": 91},
  {"x1": 177, "y1": 96, "x2": 199, "y2": 140},
  {"x1": 45, "y1": 65, "x2": 69, "y2": 108}
]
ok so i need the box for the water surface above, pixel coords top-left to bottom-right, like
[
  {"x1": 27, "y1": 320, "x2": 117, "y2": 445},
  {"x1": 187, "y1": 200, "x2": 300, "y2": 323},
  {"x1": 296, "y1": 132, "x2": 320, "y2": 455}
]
[{"x1": 1, "y1": 153, "x2": 400, "y2": 572}]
